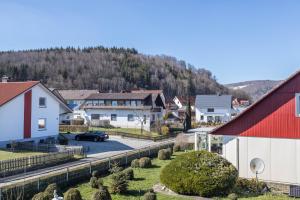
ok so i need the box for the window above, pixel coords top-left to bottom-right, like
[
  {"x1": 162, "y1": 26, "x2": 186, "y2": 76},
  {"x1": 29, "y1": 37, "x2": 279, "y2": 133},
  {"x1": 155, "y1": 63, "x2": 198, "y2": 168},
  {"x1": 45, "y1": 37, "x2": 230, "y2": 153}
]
[
  {"x1": 127, "y1": 114, "x2": 134, "y2": 121},
  {"x1": 38, "y1": 118, "x2": 46, "y2": 130},
  {"x1": 131, "y1": 100, "x2": 137, "y2": 106},
  {"x1": 91, "y1": 114, "x2": 100, "y2": 120},
  {"x1": 125, "y1": 101, "x2": 131, "y2": 106},
  {"x1": 296, "y1": 94, "x2": 300, "y2": 116},
  {"x1": 118, "y1": 100, "x2": 125, "y2": 106},
  {"x1": 215, "y1": 116, "x2": 222, "y2": 123},
  {"x1": 39, "y1": 97, "x2": 46, "y2": 107},
  {"x1": 207, "y1": 116, "x2": 213, "y2": 123},
  {"x1": 200, "y1": 115, "x2": 204, "y2": 120},
  {"x1": 143, "y1": 115, "x2": 147, "y2": 124},
  {"x1": 99, "y1": 114, "x2": 105, "y2": 120},
  {"x1": 207, "y1": 108, "x2": 214, "y2": 112},
  {"x1": 112, "y1": 101, "x2": 118, "y2": 106},
  {"x1": 111, "y1": 114, "x2": 117, "y2": 121},
  {"x1": 105, "y1": 100, "x2": 112, "y2": 106},
  {"x1": 136, "y1": 100, "x2": 142, "y2": 106},
  {"x1": 99, "y1": 100, "x2": 105, "y2": 106}
]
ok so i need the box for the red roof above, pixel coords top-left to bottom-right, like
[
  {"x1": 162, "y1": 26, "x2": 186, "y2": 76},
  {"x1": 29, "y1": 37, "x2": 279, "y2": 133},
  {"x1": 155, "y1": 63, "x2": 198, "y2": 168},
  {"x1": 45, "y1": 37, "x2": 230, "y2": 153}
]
[
  {"x1": 0, "y1": 81, "x2": 39, "y2": 106},
  {"x1": 210, "y1": 70, "x2": 300, "y2": 139}
]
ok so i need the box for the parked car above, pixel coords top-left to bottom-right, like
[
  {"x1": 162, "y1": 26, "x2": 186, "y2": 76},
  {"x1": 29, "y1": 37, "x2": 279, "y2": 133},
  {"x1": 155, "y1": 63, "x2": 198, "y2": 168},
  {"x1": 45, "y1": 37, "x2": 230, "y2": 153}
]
[{"x1": 75, "y1": 131, "x2": 109, "y2": 142}]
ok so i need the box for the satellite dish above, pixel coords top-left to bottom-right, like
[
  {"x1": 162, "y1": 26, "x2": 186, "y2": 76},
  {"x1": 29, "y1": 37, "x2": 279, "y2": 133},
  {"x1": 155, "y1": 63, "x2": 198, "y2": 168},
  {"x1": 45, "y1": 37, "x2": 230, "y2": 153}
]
[{"x1": 250, "y1": 158, "x2": 265, "y2": 174}]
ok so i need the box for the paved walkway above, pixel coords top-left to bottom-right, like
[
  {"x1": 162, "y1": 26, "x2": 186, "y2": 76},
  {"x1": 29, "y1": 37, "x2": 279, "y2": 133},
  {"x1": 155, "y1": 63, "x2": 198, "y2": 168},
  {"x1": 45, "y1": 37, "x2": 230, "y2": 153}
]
[{"x1": 0, "y1": 137, "x2": 174, "y2": 187}]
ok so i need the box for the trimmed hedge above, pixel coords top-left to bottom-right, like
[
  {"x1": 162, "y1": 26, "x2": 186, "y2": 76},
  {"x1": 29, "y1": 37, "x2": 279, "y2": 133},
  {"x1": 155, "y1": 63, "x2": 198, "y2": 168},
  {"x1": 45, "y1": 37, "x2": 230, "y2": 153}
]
[
  {"x1": 109, "y1": 172, "x2": 128, "y2": 194},
  {"x1": 157, "y1": 149, "x2": 171, "y2": 160},
  {"x1": 139, "y1": 157, "x2": 152, "y2": 168},
  {"x1": 59, "y1": 125, "x2": 88, "y2": 133},
  {"x1": 232, "y1": 178, "x2": 267, "y2": 195},
  {"x1": 64, "y1": 188, "x2": 83, "y2": 200},
  {"x1": 131, "y1": 159, "x2": 140, "y2": 168},
  {"x1": 144, "y1": 190, "x2": 157, "y2": 200},
  {"x1": 160, "y1": 151, "x2": 238, "y2": 197},
  {"x1": 32, "y1": 192, "x2": 47, "y2": 200},
  {"x1": 91, "y1": 185, "x2": 112, "y2": 200},
  {"x1": 90, "y1": 177, "x2": 98, "y2": 188},
  {"x1": 123, "y1": 168, "x2": 134, "y2": 180}
]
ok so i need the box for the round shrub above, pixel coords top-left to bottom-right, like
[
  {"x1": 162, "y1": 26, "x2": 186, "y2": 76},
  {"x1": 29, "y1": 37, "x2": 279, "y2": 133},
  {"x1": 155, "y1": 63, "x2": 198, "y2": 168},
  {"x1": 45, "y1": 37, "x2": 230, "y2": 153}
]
[
  {"x1": 32, "y1": 192, "x2": 47, "y2": 200},
  {"x1": 139, "y1": 157, "x2": 152, "y2": 168},
  {"x1": 158, "y1": 149, "x2": 171, "y2": 160},
  {"x1": 228, "y1": 193, "x2": 238, "y2": 200},
  {"x1": 44, "y1": 183, "x2": 62, "y2": 200},
  {"x1": 173, "y1": 144, "x2": 181, "y2": 152},
  {"x1": 123, "y1": 168, "x2": 134, "y2": 180},
  {"x1": 232, "y1": 178, "x2": 267, "y2": 195},
  {"x1": 143, "y1": 190, "x2": 157, "y2": 200},
  {"x1": 91, "y1": 186, "x2": 112, "y2": 200},
  {"x1": 90, "y1": 177, "x2": 98, "y2": 188},
  {"x1": 97, "y1": 178, "x2": 104, "y2": 187},
  {"x1": 64, "y1": 188, "x2": 82, "y2": 200},
  {"x1": 166, "y1": 147, "x2": 173, "y2": 155},
  {"x1": 131, "y1": 159, "x2": 140, "y2": 168},
  {"x1": 160, "y1": 151, "x2": 238, "y2": 197},
  {"x1": 109, "y1": 172, "x2": 128, "y2": 194}
]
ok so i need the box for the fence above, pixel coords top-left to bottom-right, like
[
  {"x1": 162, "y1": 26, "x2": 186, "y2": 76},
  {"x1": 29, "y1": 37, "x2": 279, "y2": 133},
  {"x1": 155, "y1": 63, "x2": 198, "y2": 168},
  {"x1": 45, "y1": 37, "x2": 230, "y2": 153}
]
[
  {"x1": 0, "y1": 148, "x2": 84, "y2": 178},
  {"x1": 0, "y1": 141, "x2": 174, "y2": 200}
]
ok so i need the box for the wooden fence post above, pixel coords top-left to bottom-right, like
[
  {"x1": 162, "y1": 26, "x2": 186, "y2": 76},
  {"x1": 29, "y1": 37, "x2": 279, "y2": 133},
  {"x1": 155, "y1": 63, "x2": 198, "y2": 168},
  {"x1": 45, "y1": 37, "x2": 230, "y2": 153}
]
[{"x1": 66, "y1": 168, "x2": 69, "y2": 182}]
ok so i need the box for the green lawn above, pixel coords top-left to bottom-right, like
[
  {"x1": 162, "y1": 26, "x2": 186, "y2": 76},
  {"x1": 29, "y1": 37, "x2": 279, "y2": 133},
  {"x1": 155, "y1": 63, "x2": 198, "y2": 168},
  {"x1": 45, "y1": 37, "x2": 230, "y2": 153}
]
[
  {"x1": 0, "y1": 150, "x2": 45, "y2": 160},
  {"x1": 74, "y1": 152, "x2": 293, "y2": 200},
  {"x1": 89, "y1": 127, "x2": 160, "y2": 137}
]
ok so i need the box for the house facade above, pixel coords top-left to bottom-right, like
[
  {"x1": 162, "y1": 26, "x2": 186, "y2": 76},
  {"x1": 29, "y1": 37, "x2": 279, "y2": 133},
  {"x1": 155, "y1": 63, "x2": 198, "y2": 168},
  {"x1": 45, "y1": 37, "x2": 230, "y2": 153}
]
[
  {"x1": 81, "y1": 92, "x2": 165, "y2": 131},
  {"x1": 195, "y1": 95, "x2": 232, "y2": 123},
  {"x1": 56, "y1": 90, "x2": 98, "y2": 123},
  {"x1": 0, "y1": 79, "x2": 71, "y2": 147},
  {"x1": 210, "y1": 71, "x2": 300, "y2": 188}
]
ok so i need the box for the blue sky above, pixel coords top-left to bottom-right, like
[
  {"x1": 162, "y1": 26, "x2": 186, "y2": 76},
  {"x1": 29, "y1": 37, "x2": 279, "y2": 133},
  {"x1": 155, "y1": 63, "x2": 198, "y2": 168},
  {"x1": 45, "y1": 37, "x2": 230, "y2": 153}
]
[{"x1": 0, "y1": 0, "x2": 300, "y2": 84}]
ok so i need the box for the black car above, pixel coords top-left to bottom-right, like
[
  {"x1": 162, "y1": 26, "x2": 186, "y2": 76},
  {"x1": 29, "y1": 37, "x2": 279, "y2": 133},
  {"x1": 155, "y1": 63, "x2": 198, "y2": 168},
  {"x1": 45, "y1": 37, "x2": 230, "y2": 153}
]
[{"x1": 75, "y1": 131, "x2": 109, "y2": 142}]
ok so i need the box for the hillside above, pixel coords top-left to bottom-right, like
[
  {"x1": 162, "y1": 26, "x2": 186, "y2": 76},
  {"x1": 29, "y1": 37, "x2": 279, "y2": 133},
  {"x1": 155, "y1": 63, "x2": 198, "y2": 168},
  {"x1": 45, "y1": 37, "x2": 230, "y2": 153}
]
[
  {"x1": 0, "y1": 46, "x2": 248, "y2": 98},
  {"x1": 226, "y1": 80, "x2": 282, "y2": 101}
]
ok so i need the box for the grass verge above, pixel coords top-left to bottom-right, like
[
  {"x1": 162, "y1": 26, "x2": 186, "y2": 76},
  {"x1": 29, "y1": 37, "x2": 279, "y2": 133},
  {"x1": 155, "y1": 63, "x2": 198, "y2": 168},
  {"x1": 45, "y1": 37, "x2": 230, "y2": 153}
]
[{"x1": 0, "y1": 150, "x2": 45, "y2": 160}]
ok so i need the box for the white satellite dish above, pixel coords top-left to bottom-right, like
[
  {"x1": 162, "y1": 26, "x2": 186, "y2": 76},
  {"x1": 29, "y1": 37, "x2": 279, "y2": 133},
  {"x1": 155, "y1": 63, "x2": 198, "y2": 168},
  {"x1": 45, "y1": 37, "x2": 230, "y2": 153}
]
[{"x1": 250, "y1": 158, "x2": 265, "y2": 175}]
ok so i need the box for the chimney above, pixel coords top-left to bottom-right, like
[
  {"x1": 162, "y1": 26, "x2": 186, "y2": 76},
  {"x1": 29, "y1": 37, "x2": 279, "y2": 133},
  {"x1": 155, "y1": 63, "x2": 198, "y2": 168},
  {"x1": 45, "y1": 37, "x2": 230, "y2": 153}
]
[{"x1": 1, "y1": 75, "x2": 8, "y2": 83}]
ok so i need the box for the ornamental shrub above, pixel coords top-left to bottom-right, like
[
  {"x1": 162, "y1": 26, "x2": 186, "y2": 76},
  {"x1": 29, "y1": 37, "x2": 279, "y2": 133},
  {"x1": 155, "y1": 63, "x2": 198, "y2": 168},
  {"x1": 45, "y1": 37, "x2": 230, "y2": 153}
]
[
  {"x1": 173, "y1": 144, "x2": 181, "y2": 152},
  {"x1": 232, "y1": 178, "x2": 267, "y2": 195},
  {"x1": 131, "y1": 159, "x2": 140, "y2": 168},
  {"x1": 123, "y1": 168, "x2": 134, "y2": 180},
  {"x1": 109, "y1": 172, "x2": 128, "y2": 194},
  {"x1": 91, "y1": 185, "x2": 112, "y2": 200},
  {"x1": 166, "y1": 147, "x2": 173, "y2": 155},
  {"x1": 64, "y1": 188, "x2": 82, "y2": 200},
  {"x1": 158, "y1": 149, "x2": 171, "y2": 160},
  {"x1": 139, "y1": 157, "x2": 152, "y2": 168},
  {"x1": 32, "y1": 192, "x2": 47, "y2": 200},
  {"x1": 161, "y1": 126, "x2": 169, "y2": 135},
  {"x1": 44, "y1": 183, "x2": 62, "y2": 200},
  {"x1": 227, "y1": 193, "x2": 238, "y2": 200},
  {"x1": 109, "y1": 162, "x2": 123, "y2": 174},
  {"x1": 160, "y1": 151, "x2": 238, "y2": 197},
  {"x1": 90, "y1": 177, "x2": 98, "y2": 188},
  {"x1": 143, "y1": 189, "x2": 157, "y2": 200},
  {"x1": 92, "y1": 170, "x2": 100, "y2": 178}
]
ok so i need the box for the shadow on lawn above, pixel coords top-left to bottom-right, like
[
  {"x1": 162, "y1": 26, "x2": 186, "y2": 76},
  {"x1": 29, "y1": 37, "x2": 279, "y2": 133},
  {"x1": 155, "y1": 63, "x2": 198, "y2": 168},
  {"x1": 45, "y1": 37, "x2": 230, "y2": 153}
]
[
  {"x1": 134, "y1": 177, "x2": 145, "y2": 181},
  {"x1": 123, "y1": 189, "x2": 147, "y2": 197}
]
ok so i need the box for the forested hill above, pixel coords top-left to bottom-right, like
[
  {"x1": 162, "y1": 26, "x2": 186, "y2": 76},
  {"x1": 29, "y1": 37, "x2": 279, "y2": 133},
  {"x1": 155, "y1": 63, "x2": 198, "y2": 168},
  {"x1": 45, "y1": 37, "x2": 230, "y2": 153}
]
[{"x1": 0, "y1": 46, "x2": 247, "y2": 98}]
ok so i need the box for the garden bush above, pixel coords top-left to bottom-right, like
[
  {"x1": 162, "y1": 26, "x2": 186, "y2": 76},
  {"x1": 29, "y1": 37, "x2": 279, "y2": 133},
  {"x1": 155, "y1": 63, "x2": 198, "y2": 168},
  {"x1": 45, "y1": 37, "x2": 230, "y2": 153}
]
[
  {"x1": 64, "y1": 188, "x2": 82, "y2": 200},
  {"x1": 173, "y1": 144, "x2": 181, "y2": 152},
  {"x1": 109, "y1": 162, "x2": 123, "y2": 174},
  {"x1": 91, "y1": 185, "x2": 112, "y2": 200},
  {"x1": 166, "y1": 147, "x2": 173, "y2": 155},
  {"x1": 131, "y1": 159, "x2": 140, "y2": 168},
  {"x1": 109, "y1": 172, "x2": 128, "y2": 194},
  {"x1": 123, "y1": 168, "x2": 134, "y2": 180},
  {"x1": 227, "y1": 193, "x2": 238, "y2": 200},
  {"x1": 32, "y1": 192, "x2": 47, "y2": 200},
  {"x1": 160, "y1": 151, "x2": 238, "y2": 197},
  {"x1": 90, "y1": 177, "x2": 99, "y2": 188},
  {"x1": 158, "y1": 149, "x2": 171, "y2": 160},
  {"x1": 43, "y1": 183, "x2": 62, "y2": 200},
  {"x1": 139, "y1": 157, "x2": 152, "y2": 168},
  {"x1": 232, "y1": 178, "x2": 267, "y2": 195},
  {"x1": 143, "y1": 189, "x2": 157, "y2": 200}
]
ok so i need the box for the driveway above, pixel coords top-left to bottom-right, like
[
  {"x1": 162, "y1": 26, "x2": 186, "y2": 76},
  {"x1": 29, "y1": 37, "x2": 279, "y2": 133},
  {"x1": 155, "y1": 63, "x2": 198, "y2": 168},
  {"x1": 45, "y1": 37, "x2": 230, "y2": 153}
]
[{"x1": 66, "y1": 134, "x2": 159, "y2": 158}]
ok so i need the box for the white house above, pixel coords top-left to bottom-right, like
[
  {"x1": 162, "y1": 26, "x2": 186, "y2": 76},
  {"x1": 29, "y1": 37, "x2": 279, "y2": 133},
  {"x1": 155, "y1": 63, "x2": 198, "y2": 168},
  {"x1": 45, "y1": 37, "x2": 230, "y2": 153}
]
[
  {"x1": 81, "y1": 92, "x2": 166, "y2": 131},
  {"x1": 195, "y1": 95, "x2": 232, "y2": 123},
  {"x1": 210, "y1": 71, "x2": 300, "y2": 193},
  {"x1": 0, "y1": 78, "x2": 71, "y2": 147},
  {"x1": 55, "y1": 89, "x2": 98, "y2": 123}
]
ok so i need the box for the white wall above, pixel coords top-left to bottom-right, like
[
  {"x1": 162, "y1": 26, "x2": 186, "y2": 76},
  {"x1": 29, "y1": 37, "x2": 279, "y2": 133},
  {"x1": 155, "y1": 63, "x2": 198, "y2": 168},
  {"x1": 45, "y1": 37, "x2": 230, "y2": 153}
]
[
  {"x1": 0, "y1": 93, "x2": 24, "y2": 142},
  {"x1": 223, "y1": 136, "x2": 300, "y2": 185},
  {"x1": 31, "y1": 85, "x2": 60, "y2": 138},
  {"x1": 196, "y1": 108, "x2": 231, "y2": 123},
  {"x1": 85, "y1": 109, "x2": 151, "y2": 131}
]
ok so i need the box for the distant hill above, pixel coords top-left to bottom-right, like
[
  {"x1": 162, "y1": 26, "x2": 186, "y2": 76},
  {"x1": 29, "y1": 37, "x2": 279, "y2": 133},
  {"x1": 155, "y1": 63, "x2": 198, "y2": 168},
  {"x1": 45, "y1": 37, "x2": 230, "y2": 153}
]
[
  {"x1": 0, "y1": 46, "x2": 248, "y2": 99},
  {"x1": 226, "y1": 80, "x2": 282, "y2": 101}
]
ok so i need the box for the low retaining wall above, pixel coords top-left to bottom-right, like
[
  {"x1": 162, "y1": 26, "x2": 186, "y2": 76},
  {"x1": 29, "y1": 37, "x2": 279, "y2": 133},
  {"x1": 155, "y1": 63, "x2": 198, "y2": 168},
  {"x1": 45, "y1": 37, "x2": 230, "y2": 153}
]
[{"x1": 0, "y1": 141, "x2": 174, "y2": 200}]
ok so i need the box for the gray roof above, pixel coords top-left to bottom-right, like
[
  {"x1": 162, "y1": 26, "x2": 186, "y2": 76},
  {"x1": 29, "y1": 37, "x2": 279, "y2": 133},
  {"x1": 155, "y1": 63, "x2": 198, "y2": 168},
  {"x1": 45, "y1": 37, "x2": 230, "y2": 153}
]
[
  {"x1": 58, "y1": 90, "x2": 99, "y2": 100},
  {"x1": 86, "y1": 93, "x2": 151, "y2": 100},
  {"x1": 195, "y1": 95, "x2": 232, "y2": 109}
]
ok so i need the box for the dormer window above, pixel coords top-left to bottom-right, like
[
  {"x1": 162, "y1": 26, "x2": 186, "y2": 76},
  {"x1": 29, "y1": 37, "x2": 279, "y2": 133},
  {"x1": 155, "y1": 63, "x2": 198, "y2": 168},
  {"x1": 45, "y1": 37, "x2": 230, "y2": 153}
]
[
  {"x1": 39, "y1": 97, "x2": 46, "y2": 107},
  {"x1": 207, "y1": 108, "x2": 214, "y2": 112}
]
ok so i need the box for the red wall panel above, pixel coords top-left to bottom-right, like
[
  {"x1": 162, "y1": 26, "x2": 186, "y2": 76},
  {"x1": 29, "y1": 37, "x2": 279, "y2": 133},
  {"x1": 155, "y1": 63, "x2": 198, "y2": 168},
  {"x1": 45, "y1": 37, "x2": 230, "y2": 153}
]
[
  {"x1": 213, "y1": 74, "x2": 300, "y2": 139},
  {"x1": 24, "y1": 90, "x2": 32, "y2": 139}
]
